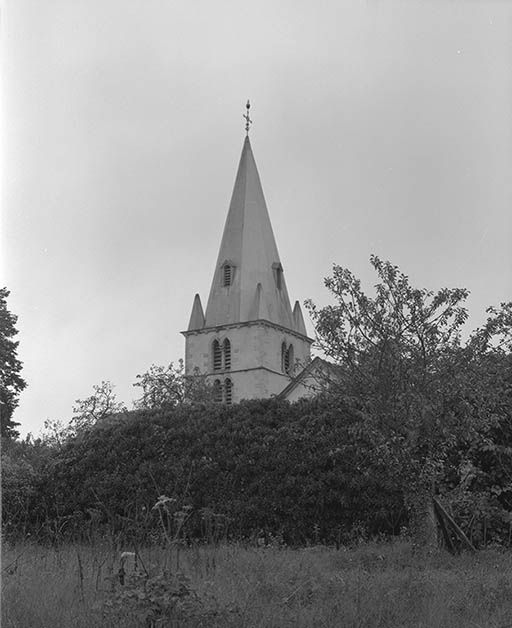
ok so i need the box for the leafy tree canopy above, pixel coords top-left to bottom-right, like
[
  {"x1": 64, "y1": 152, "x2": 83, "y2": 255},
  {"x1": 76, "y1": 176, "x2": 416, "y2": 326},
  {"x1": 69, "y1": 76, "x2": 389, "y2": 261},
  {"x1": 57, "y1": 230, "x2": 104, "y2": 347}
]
[
  {"x1": 0, "y1": 287, "x2": 27, "y2": 438},
  {"x1": 70, "y1": 380, "x2": 127, "y2": 433},
  {"x1": 306, "y1": 256, "x2": 512, "y2": 543},
  {"x1": 133, "y1": 360, "x2": 213, "y2": 410}
]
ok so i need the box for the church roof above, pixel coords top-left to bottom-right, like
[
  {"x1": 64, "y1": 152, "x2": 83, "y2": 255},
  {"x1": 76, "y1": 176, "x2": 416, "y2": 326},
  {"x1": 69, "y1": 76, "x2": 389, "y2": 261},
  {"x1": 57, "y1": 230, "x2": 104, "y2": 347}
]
[
  {"x1": 202, "y1": 136, "x2": 298, "y2": 331},
  {"x1": 278, "y1": 357, "x2": 340, "y2": 400}
]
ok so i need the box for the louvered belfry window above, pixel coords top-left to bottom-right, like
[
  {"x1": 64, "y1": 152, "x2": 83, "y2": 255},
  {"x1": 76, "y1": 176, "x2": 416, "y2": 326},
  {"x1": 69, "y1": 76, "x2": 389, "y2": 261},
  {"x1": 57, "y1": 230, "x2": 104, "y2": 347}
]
[
  {"x1": 223, "y1": 264, "x2": 233, "y2": 287},
  {"x1": 213, "y1": 340, "x2": 222, "y2": 371},
  {"x1": 282, "y1": 342, "x2": 294, "y2": 375},
  {"x1": 225, "y1": 378, "x2": 233, "y2": 405},
  {"x1": 281, "y1": 342, "x2": 288, "y2": 373},
  {"x1": 286, "y1": 345, "x2": 294, "y2": 374},
  {"x1": 213, "y1": 379, "x2": 222, "y2": 403},
  {"x1": 223, "y1": 339, "x2": 231, "y2": 370}
]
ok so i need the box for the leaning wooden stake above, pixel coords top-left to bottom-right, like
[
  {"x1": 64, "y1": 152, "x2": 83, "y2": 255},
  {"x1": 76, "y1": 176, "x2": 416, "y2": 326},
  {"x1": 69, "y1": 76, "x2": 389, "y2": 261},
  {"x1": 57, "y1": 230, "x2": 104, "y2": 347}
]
[
  {"x1": 433, "y1": 497, "x2": 476, "y2": 553},
  {"x1": 434, "y1": 501, "x2": 456, "y2": 554},
  {"x1": 76, "y1": 549, "x2": 85, "y2": 603}
]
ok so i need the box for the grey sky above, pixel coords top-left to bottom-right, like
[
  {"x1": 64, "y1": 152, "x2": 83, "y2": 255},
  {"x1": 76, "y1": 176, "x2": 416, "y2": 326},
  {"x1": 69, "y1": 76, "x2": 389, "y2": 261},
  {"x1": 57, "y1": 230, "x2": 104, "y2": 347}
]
[{"x1": 2, "y1": 1, "x2": 511, "y2": 437}]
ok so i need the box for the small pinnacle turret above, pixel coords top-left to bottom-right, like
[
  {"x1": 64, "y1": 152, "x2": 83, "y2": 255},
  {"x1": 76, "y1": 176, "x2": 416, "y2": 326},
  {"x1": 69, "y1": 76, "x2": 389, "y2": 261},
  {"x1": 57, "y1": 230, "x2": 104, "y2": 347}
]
[
  {"x1": 187, "y1": 294, "x2": 205, "y2": 331},
  {"x1": 293, "y1": 301, "x2": 308, "y2": 336}
]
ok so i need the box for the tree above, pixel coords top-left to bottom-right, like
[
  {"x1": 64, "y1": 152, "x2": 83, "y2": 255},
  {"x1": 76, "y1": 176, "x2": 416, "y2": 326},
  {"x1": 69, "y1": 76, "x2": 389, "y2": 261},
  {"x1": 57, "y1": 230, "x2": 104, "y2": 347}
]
[
  {"x1": 1, "y1": 444, "x2": 37, "y2": 536},
  {"x1": 39, "y1": 418, "x2": 73, "y2": 448},
  {"x1": 0, "y1": 287, "x2": 27, "y2": 438},
  {"x1": 70, "y1": 380, "x2": 127, "y2": 433},
  {"x1": 133, "y1": 360, "x2": 212, "y2": 410},
  {"x1": 306, "y1": 256, "x2": 512, "y2": 546},
  {"x1": 445, "y1": 303, "x2": 512, "y2": 546}
]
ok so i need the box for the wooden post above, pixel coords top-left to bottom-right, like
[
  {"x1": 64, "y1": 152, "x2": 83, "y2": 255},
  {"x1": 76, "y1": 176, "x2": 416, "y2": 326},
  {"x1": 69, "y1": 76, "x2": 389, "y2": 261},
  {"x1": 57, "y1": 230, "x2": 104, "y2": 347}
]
[
  {"x1": 433, "y1": 500, "x2": 456, "y2": 555},
  {"x1": 432, "y1": 497, "x2": 475, "y2": 553}
]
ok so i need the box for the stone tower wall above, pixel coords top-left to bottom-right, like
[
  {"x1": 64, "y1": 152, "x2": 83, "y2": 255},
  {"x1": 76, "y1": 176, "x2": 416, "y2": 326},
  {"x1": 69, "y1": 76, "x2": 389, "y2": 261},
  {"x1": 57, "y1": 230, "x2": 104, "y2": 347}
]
[{"x1": 184, "y1": 321, "x2": 311, "y2": 402}]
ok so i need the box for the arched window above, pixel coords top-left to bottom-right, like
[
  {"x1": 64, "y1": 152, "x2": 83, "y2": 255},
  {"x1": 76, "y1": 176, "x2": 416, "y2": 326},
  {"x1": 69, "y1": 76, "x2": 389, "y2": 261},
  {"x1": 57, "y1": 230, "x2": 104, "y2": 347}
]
[
  {"x1": 224, "y1": 378, "x2": 233, "y2": 405},
  {"x1": 213, "y1": 379, "x2": 222, "y2": 403},
  {"x1": 223, "y1": 339, "x2": 231, "y2": 370},
  {"x1": 286, "y1": 344, "x2": 294, "y2": 374},
  {"x1": 281, "y1": 342, "x2": 288, "y2": 373},
  {"x1": 213, "y1": 340, "x2": 222, "y2": 371}
]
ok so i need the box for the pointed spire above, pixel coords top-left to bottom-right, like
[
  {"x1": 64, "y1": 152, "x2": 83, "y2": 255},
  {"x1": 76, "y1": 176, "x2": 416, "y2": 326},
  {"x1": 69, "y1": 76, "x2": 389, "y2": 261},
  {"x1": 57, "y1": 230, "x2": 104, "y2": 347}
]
[
  {"x1": 187, "y1": 294, "x2": 205, "y2": 331},
  {"x1": 204, "y1": 135, "x2": 295, "y2": 329},
  {"x1": 293, "y1": 301, "x2": 307, "y2": 336}
]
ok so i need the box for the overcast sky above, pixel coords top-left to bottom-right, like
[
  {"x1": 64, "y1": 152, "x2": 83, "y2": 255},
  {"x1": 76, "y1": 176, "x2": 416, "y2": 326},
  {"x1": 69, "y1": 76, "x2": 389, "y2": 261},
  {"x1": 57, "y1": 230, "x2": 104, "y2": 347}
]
[{"x1": 2, "y1": 1, "x2": 511, "y2": 437}]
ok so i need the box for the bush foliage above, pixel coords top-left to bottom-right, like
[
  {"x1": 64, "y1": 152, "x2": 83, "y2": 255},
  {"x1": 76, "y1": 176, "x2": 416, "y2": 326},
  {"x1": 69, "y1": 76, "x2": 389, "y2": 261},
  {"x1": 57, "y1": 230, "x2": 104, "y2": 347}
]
[
  {"x1": 3, "y1": 397, "x2": 407, "y2": 545},
  {"x1": 2, "y1": 387, "x2": 511, "y2": 547}
]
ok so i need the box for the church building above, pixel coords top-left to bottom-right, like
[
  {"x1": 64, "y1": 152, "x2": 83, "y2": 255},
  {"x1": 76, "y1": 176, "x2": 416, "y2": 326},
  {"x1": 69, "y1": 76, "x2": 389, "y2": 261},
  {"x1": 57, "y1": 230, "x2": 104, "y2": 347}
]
[{"x1": 182, "y1": 103, "x2": 318, "y2": 404}]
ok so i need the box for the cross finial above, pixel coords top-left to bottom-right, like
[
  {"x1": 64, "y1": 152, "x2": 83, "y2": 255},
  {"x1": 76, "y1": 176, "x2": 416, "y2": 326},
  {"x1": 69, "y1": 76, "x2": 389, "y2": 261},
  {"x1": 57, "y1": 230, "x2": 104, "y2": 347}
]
[{"x1": 243, "y1": 100, "x2": 252, "y2": 135}]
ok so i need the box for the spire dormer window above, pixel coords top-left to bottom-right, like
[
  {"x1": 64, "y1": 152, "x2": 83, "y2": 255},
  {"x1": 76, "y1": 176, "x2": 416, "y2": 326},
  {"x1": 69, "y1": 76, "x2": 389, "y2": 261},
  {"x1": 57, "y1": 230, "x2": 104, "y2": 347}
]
[
  {"x1": 223, "y1": 265, "x2": 232, "y2": 286},
  {"x1": 221, "y1": 261, "x2": 235, "y2": 287}
]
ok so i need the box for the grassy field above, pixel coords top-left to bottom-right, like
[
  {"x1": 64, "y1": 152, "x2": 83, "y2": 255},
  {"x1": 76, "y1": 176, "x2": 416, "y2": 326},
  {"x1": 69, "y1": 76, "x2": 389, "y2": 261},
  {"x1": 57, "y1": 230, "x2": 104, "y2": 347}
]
[{"x1": 2, "y1": 539, "x2": 512, "y2": 627}]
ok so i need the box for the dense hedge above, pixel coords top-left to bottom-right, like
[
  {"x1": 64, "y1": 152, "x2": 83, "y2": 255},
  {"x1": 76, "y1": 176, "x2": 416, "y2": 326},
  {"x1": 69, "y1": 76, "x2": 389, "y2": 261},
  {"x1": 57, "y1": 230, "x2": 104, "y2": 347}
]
[
  {"x1": 3, "y1": 396, "x2": 406, "y2": 545},
  {"x1": 4, "y1": 389, "x2": 511, "y2": 547}
]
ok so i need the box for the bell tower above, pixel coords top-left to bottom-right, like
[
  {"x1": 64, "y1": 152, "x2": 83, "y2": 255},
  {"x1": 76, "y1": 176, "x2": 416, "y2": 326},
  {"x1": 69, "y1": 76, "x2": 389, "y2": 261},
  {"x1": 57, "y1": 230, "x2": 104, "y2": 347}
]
[{"x1": 182, "y1": 103, "x2": 313, "y2": 403}]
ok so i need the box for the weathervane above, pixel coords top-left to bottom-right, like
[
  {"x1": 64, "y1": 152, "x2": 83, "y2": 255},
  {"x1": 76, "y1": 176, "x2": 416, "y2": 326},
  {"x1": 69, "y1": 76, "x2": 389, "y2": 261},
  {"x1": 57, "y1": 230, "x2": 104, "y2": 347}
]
[{"x1": 243, "y1": 100, "x2": 252, "y2": 135}]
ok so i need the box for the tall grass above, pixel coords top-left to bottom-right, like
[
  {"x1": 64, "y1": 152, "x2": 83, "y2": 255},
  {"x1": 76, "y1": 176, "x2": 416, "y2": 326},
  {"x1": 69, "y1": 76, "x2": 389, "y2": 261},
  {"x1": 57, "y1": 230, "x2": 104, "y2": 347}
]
[{"x1": 2, "y1": 540, "x2": 512, "y2": 627}]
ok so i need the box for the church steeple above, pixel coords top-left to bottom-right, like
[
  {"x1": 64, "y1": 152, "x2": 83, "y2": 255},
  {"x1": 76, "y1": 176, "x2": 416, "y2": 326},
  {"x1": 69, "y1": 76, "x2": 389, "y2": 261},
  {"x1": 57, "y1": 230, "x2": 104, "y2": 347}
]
[
  {"x1": 204, "y1": 135, "x2": 295, "y2": 330},
  {"x1": 183, "y1": 110, "x2": 312, "y2": 404}
]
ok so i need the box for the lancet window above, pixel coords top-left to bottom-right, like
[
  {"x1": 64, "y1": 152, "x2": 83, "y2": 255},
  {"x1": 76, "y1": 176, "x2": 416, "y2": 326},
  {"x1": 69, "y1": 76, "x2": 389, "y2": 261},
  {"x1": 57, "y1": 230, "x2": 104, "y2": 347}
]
[
  {"x1": 212, "y1": 378, "x2": 233, "y2": 405},
  {"x1": 213, "y1": 338, "x2": 232, "y2": 371},
  {"x1": 223, "y1": 339, "x2": 231, "y2": 370},
  {"x1": 225, "y1": 378, "x2": 233, "y2": 405},
  {"x1": 213, "y1": 340, "x2": 222, "y2": 371},
  {"x1": 213, "y1": 379, "x2": 223, "y2": 403},
  {"x1": 281, "y1": 342, "x2": 294, "y2": 375},
  {"x1": 287, "y1": 345, "x2": 294, "y2": 373}
]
